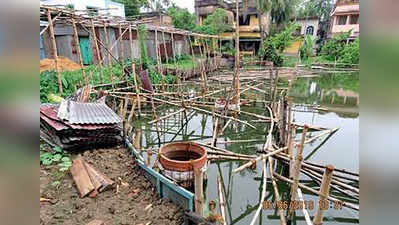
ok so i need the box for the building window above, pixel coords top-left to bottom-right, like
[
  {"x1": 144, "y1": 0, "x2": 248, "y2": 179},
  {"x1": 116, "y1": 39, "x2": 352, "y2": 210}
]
[
  {"x1": 239, "y1": 15, "x2": 250, "y2": 26},
  {"x1": 350, "y1": 15, "x2": 359, "y2": 24},
  {"x1": 306, "y1": 26, "x2": 314, "y2": 35},
  {"x1": 87, "y1": 6, "x2": 99, "y2": 16},
  {"x1": 336, "y1": 15, "x2": 347, "y2": 25}
]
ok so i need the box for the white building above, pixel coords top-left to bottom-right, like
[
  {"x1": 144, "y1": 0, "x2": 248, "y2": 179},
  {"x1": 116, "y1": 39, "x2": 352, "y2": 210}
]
[
  {"x1": 40, "y1": 0, "x2": 125, "y2": 18},
  {"x1": 296, "y1": 16, "x2": 320, "y2": 39}
]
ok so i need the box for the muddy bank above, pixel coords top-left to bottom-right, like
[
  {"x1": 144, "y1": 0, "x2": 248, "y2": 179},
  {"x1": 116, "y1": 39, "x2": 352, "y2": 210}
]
[{"x1": 40, "y1": 146, "x2": 184, "y2": 225}]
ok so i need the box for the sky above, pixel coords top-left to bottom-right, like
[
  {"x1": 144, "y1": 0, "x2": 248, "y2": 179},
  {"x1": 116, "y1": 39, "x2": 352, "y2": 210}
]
[{"x1": 173, "y1": 0, "x2": 195, "y2": 13}]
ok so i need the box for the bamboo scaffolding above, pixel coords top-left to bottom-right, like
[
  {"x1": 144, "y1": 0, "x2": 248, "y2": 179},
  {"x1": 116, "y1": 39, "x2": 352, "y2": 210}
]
[
  {"x1": 47, "y1": 9, "x2": 63, "y2": 94},
  {"x1": 268, "y1": 157, "x2": 287, "y2": 225},
  {"x1": 217, "y1": 175, "x2": 227, "y2": 225},
  {"x1": 249, "y1": 159, "x2": 267, "y2": 225},
  {"x1": 71, "y1": 18, "x2": 87, "y2": 85},
  {"x1": 297, "y1": 188, "x2": 313, "y2": 225},
  {"x1": 272, "y1": 172, "x2": 358, "y2": 210}
]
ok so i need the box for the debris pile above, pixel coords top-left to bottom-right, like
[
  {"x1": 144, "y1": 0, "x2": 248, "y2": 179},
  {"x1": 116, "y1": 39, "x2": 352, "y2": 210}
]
[
  {"x1": 70, "y1": 156, "x2": 114, "y2": 198},
  {"x1": 40, "y1": 100, "x2": 122, "y2": 150},
  {"x1": 40, "y1": 56, "x2": 82, "y2": 73}
]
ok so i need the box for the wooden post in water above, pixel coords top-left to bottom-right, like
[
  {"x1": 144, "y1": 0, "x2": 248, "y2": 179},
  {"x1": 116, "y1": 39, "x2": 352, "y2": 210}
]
[
  {"x1": 288, "y1": 125, "x2": 297, "y2": 179},
  {"x1": 289, "y1": 125, "x2": 308, "y2": 216},
  {"x1": 194, "y1": 167, "x2": 204, "y2": 216},
  {"x1": 313, "y1": 165, "x2": 334, "y2": 225},
  {"x1": 233, "y1": 0, "x2": 240, "y2": 108},
  {"x1": 47, "y1": 9, "x2": 63, "y2": 94},
  {"x1": 71, "y1": 18, "x2": 87, "y2": 85}
]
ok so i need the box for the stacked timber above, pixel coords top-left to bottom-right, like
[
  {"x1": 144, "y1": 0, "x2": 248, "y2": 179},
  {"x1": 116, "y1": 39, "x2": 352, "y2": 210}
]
[
  {"x1": 70, "y1": 156, "x2": 114, "y2": 198},
  {"x1": 40, "y1": 99, "x2": 122, "y2": 150}
]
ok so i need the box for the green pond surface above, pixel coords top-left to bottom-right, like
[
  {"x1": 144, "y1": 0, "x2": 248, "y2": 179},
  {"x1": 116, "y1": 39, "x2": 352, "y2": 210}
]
[{"x1": 129, "y1": 72, "x2": 359, "y2": 224}]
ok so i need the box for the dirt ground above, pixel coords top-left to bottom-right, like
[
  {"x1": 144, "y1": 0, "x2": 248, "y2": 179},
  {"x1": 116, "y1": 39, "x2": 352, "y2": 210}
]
[{"x1": 40, "y1": 146, "x2": 184, "y2": 225}]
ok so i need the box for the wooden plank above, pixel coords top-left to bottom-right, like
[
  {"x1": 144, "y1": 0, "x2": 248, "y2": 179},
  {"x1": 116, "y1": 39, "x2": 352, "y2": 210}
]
[
  {"x1": 70, "y1": 157, "x2": 95, "y2": 197},
  {"x1": 84, "y1": 161, "x2": 114, "y2": 192}
]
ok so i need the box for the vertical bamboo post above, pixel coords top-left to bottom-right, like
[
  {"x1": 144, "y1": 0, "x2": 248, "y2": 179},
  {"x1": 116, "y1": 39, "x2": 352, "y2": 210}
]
[
  {"x1": 71, "y1": 18, "x2": 87, "y2": 85},
  {"x1": 161, "y1": 31, "x2": 169, "y2": 65},
  {"x1": 91, "y1": 19, "x2": 104, "y2": 83},
  {"x1": 188, "y1": 35, "x2": 196, "y2": 78},
  {"x1": 194, "y1": 167, "x2": 204, "y2": 216},
  {"x1": 155, "y1": 28, "x2": 161, "y2": 73},
  {"x1": 171, "y1": 32, "x2": 176, "y2": 59},
  {"x1": 313, "y1": 165, "x2": 335, "y2": 225},
  {"x1": 118, "y1": 22, "x2": 125, "y2": 69},
  {"x1": 131, "y1": 63, "x2": 141, "y2": 116},
  {"x1": 233, "y1": 0, "x2": 240, "y2": 107},
  {"x1": 289, "y1": 125, "x2": 308, "y2": 216},
  {"x1": 288, "y1": 125, "x2": 297, "y2": 178},
  {"x1": 47, "y1": 9, "x2": 63, "y2": 94},
  {"x1": 103, "y1": 21, "x2": 114, "y2": 87}
]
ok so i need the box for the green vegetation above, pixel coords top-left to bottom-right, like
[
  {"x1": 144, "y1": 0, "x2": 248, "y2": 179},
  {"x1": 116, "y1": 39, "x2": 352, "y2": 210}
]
[
  {"x1": 300, "y1": 35, "x2": 316, "y2": 60},
  {"x1": 164, "y1": 54, "x2": 197, "y2": 69},
  {"x1": 320, "y1": 32, "x2": 359, "y2": 64},
  {"x1": 40, "y1": 63, "x2": 124, "y2": 103},
  {"x1": 40, "y1": 144, "x2": 72, "y2": 172},
  {"x1": 194, "y1": 8, "x2": 232, "y2": 35},
  {"x1": 260, "y1": 22, "x2": 299, "y2": 66},
  {"x1": 167, "y1": 5, "x2": 196, "y2": 31},
  {"x1": 137, "y1": 24, "x2": 150, "y2": 69}
]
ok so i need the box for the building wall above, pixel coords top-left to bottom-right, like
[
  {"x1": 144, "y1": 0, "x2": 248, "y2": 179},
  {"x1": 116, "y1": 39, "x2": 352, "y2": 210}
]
[
  {"x1": 296, "y1": 19, "x2": 319, "y2": 38},
  {"x1": 331, "y1": 15, "x2": 359, "y2": 38}
]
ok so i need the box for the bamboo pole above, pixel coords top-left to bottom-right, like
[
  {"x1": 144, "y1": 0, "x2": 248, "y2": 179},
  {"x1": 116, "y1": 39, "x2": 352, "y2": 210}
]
[
  {"x1": 212, "y1": 117, "x2": 220, "y2": 146},
  {"x1": 103, "y1": 21, "x2": 114, "y2": 88},
  {"x1": 217, "y1": 175, "x2": 227, "y2": 225},
  {"x1": 147, "y1": 108, "x2": 185, "y2": 124},
  {"x1": 233, "y1": 147, "x2": 286, "y2": 173},
  {"x1": 71, "y1": 18, "x2": 87, "y2": 85},
  {"x1": 118, "y1": 22, "x2": 125, "y2": 67},
  {"x1": 313, "y1": 165, "x2": 335, "y2": 225},
  {"x1": 272, "y1": 172, "x2": 359, "y2": 211},
  {"x1": 233, "y1": 0, "x2": 240, "y2": 106},
  {"x1": 289, "y1": 125, "x2": 308, "y2": 216},
  {"x1": 249, "y1": 159, "x2": 267, "y2": 225},
  {"x1": 194, "y1": 167, "x2": 204, "y2": 216},
  {"x1": 268, "y1": 157, "x2": 287, "y2": 225},
  {"x1": 47, "y1": 9, "x2": 63, "y2": 94},
  {"x1": 91, "y1": 19, "x2": 104, "y2": 83},
  {"x1": 297, "y1": 188, "x2": 313, "y2": 225},
  {"x1": 131, "y1": 63, "x2": 142, "y2": 116}
]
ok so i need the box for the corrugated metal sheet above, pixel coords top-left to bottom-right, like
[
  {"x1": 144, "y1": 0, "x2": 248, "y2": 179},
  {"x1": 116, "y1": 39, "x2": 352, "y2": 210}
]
[{"x1": 57, "y1": 100, "x2": 122, "y2": 124}]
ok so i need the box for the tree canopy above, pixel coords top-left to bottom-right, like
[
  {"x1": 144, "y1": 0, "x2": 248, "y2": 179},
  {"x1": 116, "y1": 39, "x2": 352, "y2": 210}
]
[
  {"x1": 297, "y1": 0, "x2": 334, "y2": 22},
  {"x1": 194, "y1": 8, "x2": 232, "y2": 35},
  {"x1": 166, "y1": 4, "x2": 196, "y2": 31}
]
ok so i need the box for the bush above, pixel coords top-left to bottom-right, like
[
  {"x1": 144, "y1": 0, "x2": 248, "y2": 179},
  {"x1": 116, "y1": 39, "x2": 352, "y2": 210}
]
[
  {"x1": 300, "y1": 35, "x2": 316, "y2": 60},
  {"x1": 260, "y1": 22, "x2": 299, "y2": 66},
  {"x1": 320, "y1": 32, "x2": 359, "y2": 64}
]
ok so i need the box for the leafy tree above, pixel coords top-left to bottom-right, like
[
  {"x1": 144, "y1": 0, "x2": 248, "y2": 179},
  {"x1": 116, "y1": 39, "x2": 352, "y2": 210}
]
[
  {"x1": 194, "y1": 8, "x2": 232, "y2": 35},
  {"x1": 166, "y1": 4, "x2": 196, "y2": 31},
  {"x1": 297, "y1": 0, "x2": 333, "y2": 22},
  {"x1": 271, "y1": 0, "x2": 300, "y2": 29}
]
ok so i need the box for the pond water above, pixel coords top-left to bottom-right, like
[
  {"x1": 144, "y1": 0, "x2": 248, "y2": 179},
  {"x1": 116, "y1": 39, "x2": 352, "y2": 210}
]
[{"x1": 129, "y1": 72, "x2": 359, "y2": 224}]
